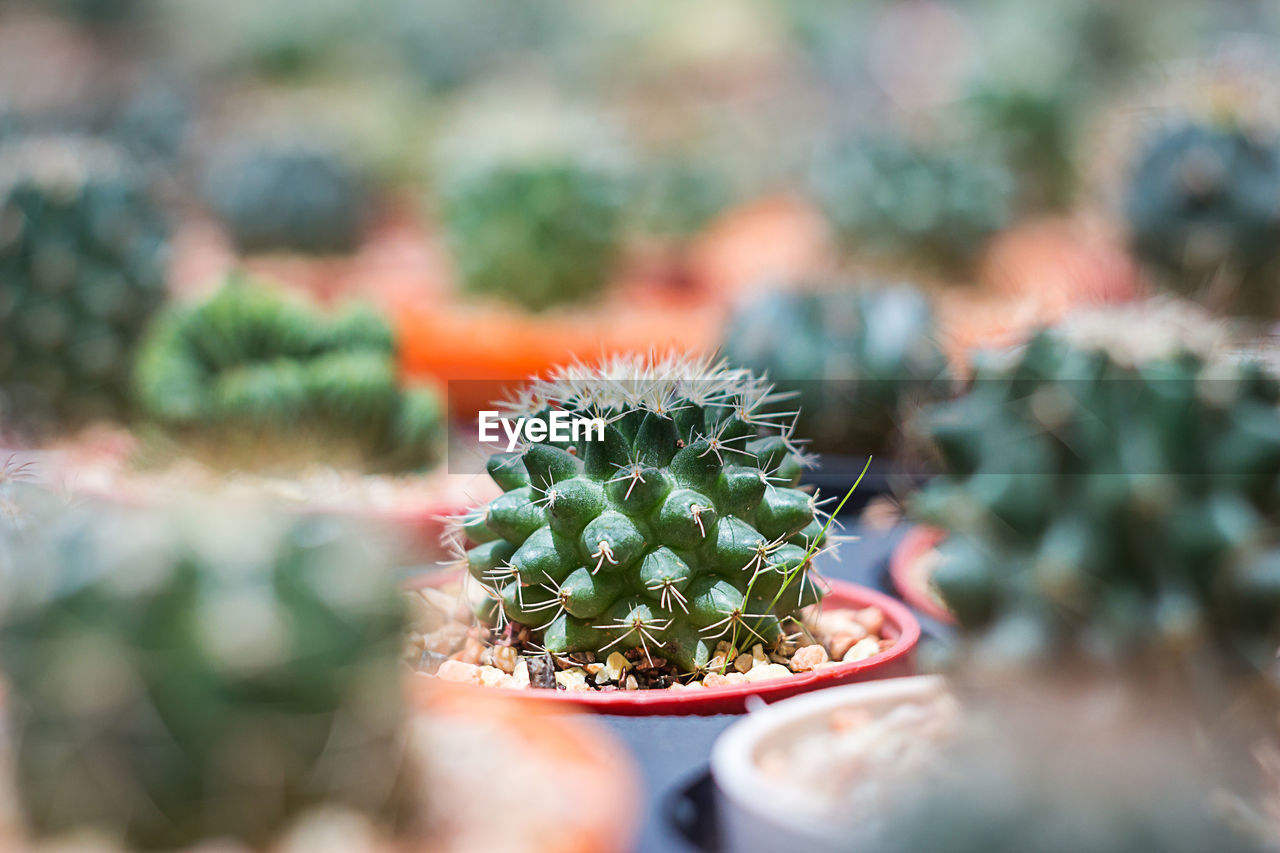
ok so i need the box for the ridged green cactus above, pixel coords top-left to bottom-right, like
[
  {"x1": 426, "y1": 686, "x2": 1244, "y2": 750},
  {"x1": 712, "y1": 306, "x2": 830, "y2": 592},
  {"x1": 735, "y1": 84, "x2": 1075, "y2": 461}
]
[
  {"x1": 435, "y1": 100, "x2": 626, "y2": 312},
  {"x1": 911, "y1": 301, "x2": 1280, "y2": 675},
  {"x1": 1126, "y1": 122, "x2": 1280, "y2": 318},
  {"x1": 811, "y1": 135, "x2": 1013, "y2": 270},
  {"x1": 134, "y1": 277, "x2": 442, "y2": 471},
  {"x1": 0, "y1": 499, "x2": 414, "y2": 850},
  {"x1": 203, "y1": 140, "x2": 368, "y2": 256},
  {"x1": 458, "y1": 354, "x2": 830, "y2": 674},
  {"x1": 722, "y1": 283, "x2": 952, "y2": 456},
  {"x1": 0, "y1": 135, "x2": 169, "y2": 430}
]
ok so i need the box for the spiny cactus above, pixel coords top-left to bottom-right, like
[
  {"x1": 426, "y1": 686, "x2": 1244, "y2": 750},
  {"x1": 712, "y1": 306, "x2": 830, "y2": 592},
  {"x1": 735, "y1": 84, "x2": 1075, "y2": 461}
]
[
  {"x1": 457, "y1": 354, "x2": 832, "y2": 674},
  {"x1": 811, "y1": 135, "x2": 1013, "y2": 270},
  {"x1": 0, "y1": 498, "x2": 415, "y2": 850},
  {"x1": 203, "y1": 139, "x2": 369, "y2": 256},
  {"x1": 134, "y1": 277, "x2": 442, "y2": 471},
  {"x1": 911, "y1": 301, "x2": 1280, "y2": 676},
  {"x1": 722, "y1": 283, "x2": 952, "y2": 456},
  {"x1": 1126, "y1": 122, "x2": 1280, "y2": 318},
  {"x1": 0, "y1": 135, "x2": 169, "y2": 431},
  {"x1": 435, "y1": 99, "x2": 626, "y2": 311}
]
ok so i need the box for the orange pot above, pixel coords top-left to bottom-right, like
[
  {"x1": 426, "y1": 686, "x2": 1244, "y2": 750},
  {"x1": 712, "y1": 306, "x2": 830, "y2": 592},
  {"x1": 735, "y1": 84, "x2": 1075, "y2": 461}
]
[{"x1": 407, "y1": 677, "x2": 641, "y2": 853}]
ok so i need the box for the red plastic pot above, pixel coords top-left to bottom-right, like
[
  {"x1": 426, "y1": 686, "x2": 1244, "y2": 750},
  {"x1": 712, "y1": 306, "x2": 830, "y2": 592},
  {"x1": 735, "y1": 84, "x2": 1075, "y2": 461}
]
[
  {"x1": 889, "y1": 525, "x2": 956, "y2": 625},
  {"x1": 410, "y1": 574, "x2": 920, "y2": 716}
]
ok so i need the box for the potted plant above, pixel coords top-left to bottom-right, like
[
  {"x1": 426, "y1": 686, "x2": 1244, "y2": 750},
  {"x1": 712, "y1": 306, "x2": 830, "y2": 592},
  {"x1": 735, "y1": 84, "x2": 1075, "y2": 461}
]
[
  {"x1": 408, "y1": 353, "x2": 921, "y2": 714},
  {"x1": 0, "y1": 493, "x2": 641, "y2": 853}
]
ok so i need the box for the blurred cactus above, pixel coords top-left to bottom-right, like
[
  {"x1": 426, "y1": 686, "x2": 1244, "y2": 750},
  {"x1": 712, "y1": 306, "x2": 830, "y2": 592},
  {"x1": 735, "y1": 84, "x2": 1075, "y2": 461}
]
[
  {"x1": 811, "y1": 135, "x2": 1014, "y2": 271},
  {"x1": 0, "y1": 135, "x2": 169, "y2": 431},
  {"x1": 134, "y1": 277, "x2": 442, "y2": 471},
  {"x1": 629, "y1": 152, "x2": 736, "y2": 242},
  {"x1": 460, "y1": 354, "x2": 828, "y2": 674},
  {"x1": 1126, "y1": 122, "x2": 1280, "y2": 318},
  {"x1": 0, "y1": 499, "x2": 415, "y2": 849},
  {"x1": 910, "y1": 301, "x2": 1280, "y2": 677},
  {"x1": 723, "y1": 283, "x2": 952, "y2": 456},
  {"x1": 436, "y1": 99, "x2": 626, "y2": 311},
  {"x1": 203, "y1": 140, "x2": 369, "y2": 256},
  {"x1": 51, "y1": 0, "x2": 145, "y2": 28}
]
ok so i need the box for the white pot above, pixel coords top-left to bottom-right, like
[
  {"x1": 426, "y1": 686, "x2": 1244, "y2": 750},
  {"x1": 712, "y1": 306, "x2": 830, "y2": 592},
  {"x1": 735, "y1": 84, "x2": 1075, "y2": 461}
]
[{"x1": 709, "y1": 675, "x2": 949, "y2": 853}]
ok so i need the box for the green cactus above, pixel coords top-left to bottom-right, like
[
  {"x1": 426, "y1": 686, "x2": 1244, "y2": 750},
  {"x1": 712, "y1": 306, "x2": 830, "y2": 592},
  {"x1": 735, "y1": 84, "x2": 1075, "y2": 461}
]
[
  {"x1": 0, "y1": 135, "x2": 170, "y2": 431},
  {"x1": 134, "y1": 277, "x2": 442, "y2": 471},
  {"x1": 203, "y1": 140, "x2": 368, "y2": 256},
  {"x1": 629, "y1": 152, "x2": 736, "y2": 242},
  {"x1": 811, "y1": 135, "x2": 1014, "y2": 270},
  {"x1": 1126, "y1": 122, "x2": 1280, "y2": 318},
  {"x1": 910, "y1": 301, "x2": 1280, "y2": 676},
  {"x1": 722, "y1": 283, "x2": 952, "y2": 456},
  {"x1": 435, "y1": 100, "x2": 627, "y2": 312},
  {"x1": 458, "y1": 354, "x2": 830, "y2": 674},
  {"x1": 52, "y1": 0, "x2": 145, "y2": 27},
  {"x1": 0, "y1": 499, "x2": 415, "y2": 850}
]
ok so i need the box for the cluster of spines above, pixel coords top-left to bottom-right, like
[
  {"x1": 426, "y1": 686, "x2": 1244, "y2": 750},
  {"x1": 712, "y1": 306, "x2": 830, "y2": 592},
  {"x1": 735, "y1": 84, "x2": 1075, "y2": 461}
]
[{"x1": 452, "y1": 354, "x2": 836, "y2": 674}]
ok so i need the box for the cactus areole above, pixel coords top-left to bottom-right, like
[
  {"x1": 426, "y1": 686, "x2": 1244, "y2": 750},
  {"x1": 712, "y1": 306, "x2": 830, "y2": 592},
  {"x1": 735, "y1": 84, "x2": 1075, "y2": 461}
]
[{"x1": 457, "y1": 354, "x2": 834, "y2": 675}]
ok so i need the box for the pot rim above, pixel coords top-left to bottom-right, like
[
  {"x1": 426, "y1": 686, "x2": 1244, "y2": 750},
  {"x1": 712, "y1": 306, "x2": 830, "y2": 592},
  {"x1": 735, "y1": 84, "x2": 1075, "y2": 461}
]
[{"x1": 889, "y1": 525, "x2": 955, "y2": 625}]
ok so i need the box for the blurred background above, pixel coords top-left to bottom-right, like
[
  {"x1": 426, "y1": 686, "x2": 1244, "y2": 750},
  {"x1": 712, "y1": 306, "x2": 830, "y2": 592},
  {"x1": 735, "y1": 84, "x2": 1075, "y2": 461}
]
[{"x1": 5, "y1": 4, "x2": 1280, "y2": 853}]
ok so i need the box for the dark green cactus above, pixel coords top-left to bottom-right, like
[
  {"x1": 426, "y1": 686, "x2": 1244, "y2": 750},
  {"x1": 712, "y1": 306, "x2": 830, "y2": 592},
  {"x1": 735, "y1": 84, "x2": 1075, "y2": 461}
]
[
  {"x1": 458, "y1": 354, "x2": 830, "y2": 674},
  {"x1": 0, "y1": 135, "x2": 170, "y2": 431},
  {"x1": 0, "y1": 499, "x2": 415, "y2": 850},
  {"x1": 134, "y1": 276, "x2": 442, "y2": 471},
  {"x1": 810, "y1": 135, "x2": 1013, "y2": 270},
  {"x1": 203, "y1": 140, "x2": 368, "y2": 256},
  {"x1": 629, "y1": 152, "x2": 736, "y2": 242},
  {"x1": 722, "y1": 283, "x2": 952, "y2": 456},
  {"x1": 910, "y1": 301, "x2": 1280, "y2": 675},
  {"x1": 439, "y1": 158, "x2": 625, "y2": 311},
  {"x1": 1126, "y1": 122, "x2": 1280, "y2": 318}
]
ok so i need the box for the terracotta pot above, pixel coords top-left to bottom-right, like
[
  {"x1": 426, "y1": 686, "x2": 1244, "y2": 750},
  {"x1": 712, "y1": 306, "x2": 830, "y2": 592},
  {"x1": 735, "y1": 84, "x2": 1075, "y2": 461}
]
[
  {"x1": 407, "y1": 679, "x2": 641, "y2": 853},
  {"x1": 889, "y1": 526, "x2": 955, "y2": 625},
  {"x1": 410, "y1": 574, "x2": 920, "y2": 716}
]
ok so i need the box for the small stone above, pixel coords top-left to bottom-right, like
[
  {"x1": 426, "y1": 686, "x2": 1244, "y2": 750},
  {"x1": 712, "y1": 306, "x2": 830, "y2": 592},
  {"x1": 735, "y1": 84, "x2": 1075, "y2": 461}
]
[
  {"x1": 624, "y1": 674, "x2": 639, "y2": 691},
  {"x1": 492, "y1": 644, "x2": 519, "y2": 674},
  {"x1": 843, "y1": 637, "x2": 882, "y2": 662},
  {"x1": 425, "y1": 623, "x2": 468, "y2": 654},
  {"x1": 745, "y1": 663, "x2": 792, "y2": 682},
  {"x1": 456, "y1": 636, "x2": 484, "y2": 665},
  {"x1": 478, "y1": 666, "x2": 510, "y2": 688},
  {"x1": 828, "y1": 633, "x2": 864, "y2": 661},
  {"x1": 509, "y1": 659, "x2": 531, "y2": 689},
  {"x1": 605, "y1": 651, "x2": 631, "y2": 681},
  {"x1": 417, "y1": 648, "x2": 448, "y2": 675},
  {"x1": 555, "y1": 668, "x2": 591, "y2": 691},
  {"x1": 879, "y1": 637, "x2": 896, "y2": 652},
  {"x1": 585, "y1": 662, "x2": 605, "y2": 675},
  {"x1": 528, "y1": 652, "x2": 557, "y2": 689},
  {"x1": 706, "y1": 666, "x2": 747, "y2": 686},
  {"x1": 436, "y1": 660, "x2": 481, "y2": 684},
  {"x1": 706, "y1": 654, "x2": 727, "y2": 672},
  {"x1": 791, "y1": 644, "x2": 830, "y2": 671},
  {"x1": 733, "y1": 653, "x2": 754, "y2": 674},
  {"x1": 853, "y1": 606, "x2": 885, "y2": 636},
  {"x1": 751, "y1": 644, "x2": 768, "y2": 664}
]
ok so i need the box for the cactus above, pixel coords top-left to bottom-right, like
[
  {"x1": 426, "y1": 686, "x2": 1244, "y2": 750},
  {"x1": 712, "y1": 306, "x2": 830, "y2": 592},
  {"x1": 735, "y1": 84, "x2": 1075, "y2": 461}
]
[
  {"x1": 458, "y1": 354, "x2": 831, "y2": 674},
  {"x1": 203, "y1": 140, "x2": 368, "y2": 256},
  {"x1": 52, "y1": 0, "x2": 145, "y2": 27},
  {"x1": 0, "y1": 135, "x2": 170, "y2": 431},
  {"x1": 722, "y1": 283, "x2": 952, "y2": 456},
  {"x1": 0, "y1": 499, "x2": 415, "y2": 849},
  {"x1": 134, "y1": 277, "x2": 442, "y2": 471},
  {"x1": 910, "y1": 301, "x2": 1280, "y2": 676},
  {"x1": 810, "y1": 135, "x2": 1014, "y2": 270},
  {"x1": 1126, "y1": 122, "x2": 1280, "y2": 318},
  {"x1": 435, "y1": 100, "x2": 626, "y2": 311},
  {"x1": 629, "y1": 152, "x2": 736, "y2": 243}
]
